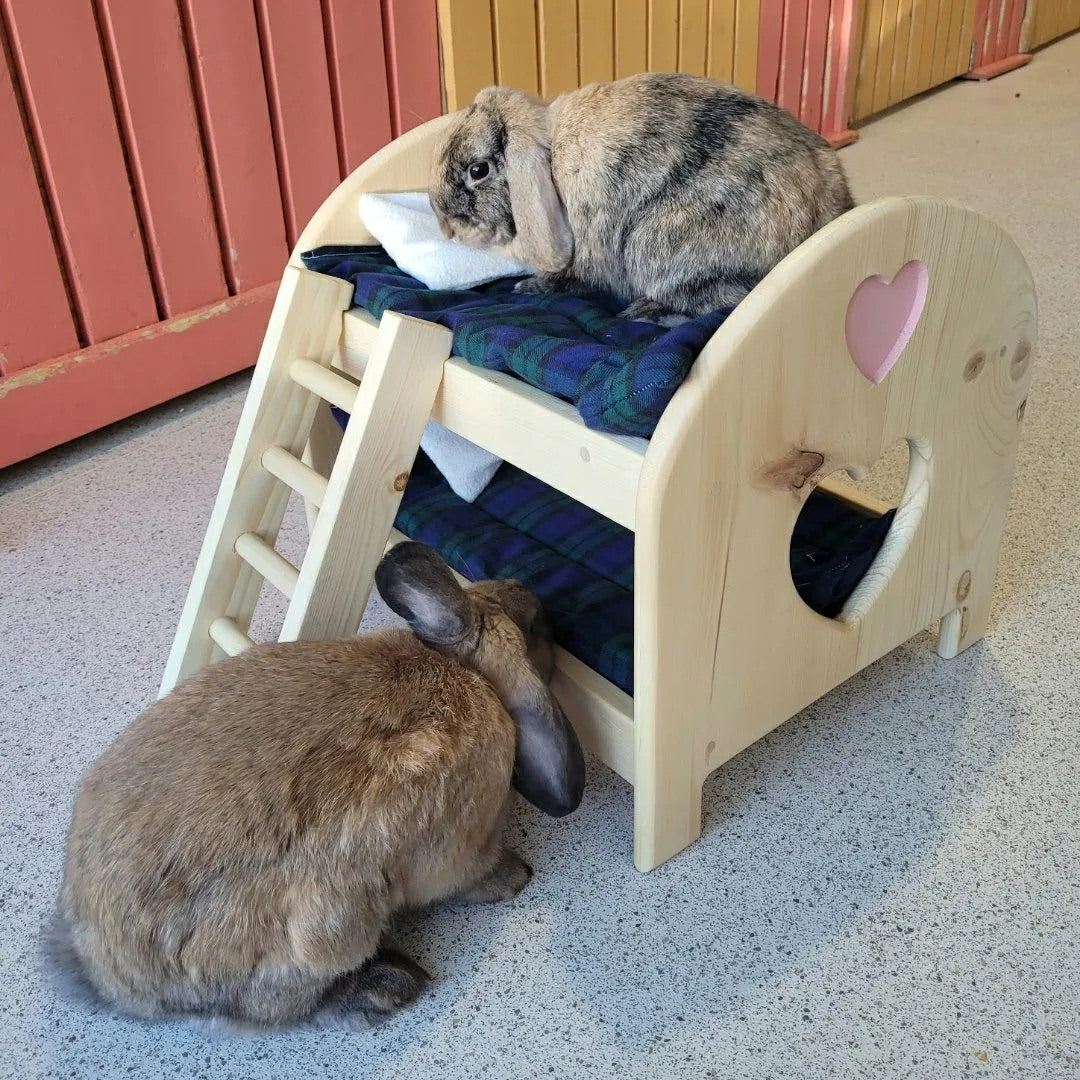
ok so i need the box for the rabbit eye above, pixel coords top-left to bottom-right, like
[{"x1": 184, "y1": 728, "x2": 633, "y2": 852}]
[{"x1": 467, "y1": 161, "x2": 490, "y2": 182}]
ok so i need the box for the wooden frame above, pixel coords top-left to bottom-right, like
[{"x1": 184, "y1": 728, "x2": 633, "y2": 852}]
[{"x1": 164, "y1": 113, "x2": 1036, "y2": 871}]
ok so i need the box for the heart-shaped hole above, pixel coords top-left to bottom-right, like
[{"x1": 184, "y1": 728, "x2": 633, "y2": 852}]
[
  {"x1": 845, "y1": 260, "x2": 929, "y2": 385},
  {"x1": 790, "y1": 439, "x2": 927, "y2": 620}
]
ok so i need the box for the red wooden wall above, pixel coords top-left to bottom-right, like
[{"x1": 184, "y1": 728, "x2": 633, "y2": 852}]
[{"x1": 0, "y1": 0, "x2": 441, "y2": 469}]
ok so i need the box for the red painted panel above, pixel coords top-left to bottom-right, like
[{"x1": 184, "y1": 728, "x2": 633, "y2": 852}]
[
  {"x1": 821, "y1": 0, "x2": 858, "y2": 140},
  {"x1": 323, "y1": 0, "x2": 394, "y2": 175},
  {"x1": 382, "y1": 0, "x2": 443, "y2": 136},
  {"x1": 97, "y1": 0, "x2": 227, "y2": 317},
  {"x1": 1003, "y1": 0, "x2": 1023, "y2": 57},
  {"x1": 778, "y1": 0, "x2": 810, "y2": 115},
  {"x1": 800, "y1": 0, "x2": 830, "y2": 130},
  {"x1": 3, "y1": 0, "x2": 157, "y2": 344},
  {"x1": 0, "y1": 46, "x2": 79, "y2": 372},
  {"x1": 256, "y1": 0, "x2": 341, "y2": 247},
  {"x1": 0, "y1": 285, "x2": 276, "y2": 469},
  {"x1": 181, "y1": 0, "x2": 288, "y2": 292},
  {"x1": 971, "y1": 0, "x2": 991, "y2": 66},
  {"x1": 757, "y1": 0, "x2": 785, "y2": 101}
]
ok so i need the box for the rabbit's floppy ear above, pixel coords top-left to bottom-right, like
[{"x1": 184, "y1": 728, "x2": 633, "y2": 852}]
[
  {"x1": 504, "y1": 125, "x2": 572, "y2": 274},
  {"x1": 507, "y1": 672, "x2": 585, "y2": 817},
  {"x1": 375, "y1": 542, "x2": 474, "y2": 646}
]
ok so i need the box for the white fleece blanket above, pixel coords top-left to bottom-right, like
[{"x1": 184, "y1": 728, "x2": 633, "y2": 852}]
[{"x1": 358, "y1": 191, "x2": 529, "y2": 503}]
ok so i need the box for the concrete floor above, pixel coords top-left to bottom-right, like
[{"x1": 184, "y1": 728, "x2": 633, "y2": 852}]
[{"x1": 2, "y1": 34, "x2": 1078, "y2": 1080}]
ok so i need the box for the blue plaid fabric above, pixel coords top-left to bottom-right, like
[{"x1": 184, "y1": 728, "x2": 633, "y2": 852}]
[
  {"x1": 311, "y1": 248, "x2": 896, "y2": 694},
  {"x1": 301, "y1": 245, "x2": 731, "y2": 437}
]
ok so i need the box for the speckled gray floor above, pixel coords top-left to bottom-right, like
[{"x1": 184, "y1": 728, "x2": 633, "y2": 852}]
[{"x1": 3, "y1": 34, "x2": 1079, "y2": 1080}]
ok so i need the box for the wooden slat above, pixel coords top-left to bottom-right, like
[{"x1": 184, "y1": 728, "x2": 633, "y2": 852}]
[
  {"x1": 615, "y1": 0, "x2": 648, "y2": 77},
  {"x1": 853, "y1": 0, "x2": 883, "y2": 118},
  {"x1": 579, "y1": 0, "x2": 615, "y2": 83},
  {"x1": 3, "y1": 0, "x2": 156, "y2": 345},
  {"x1": 382, "y1": 0, "x2": 443, "y2": 135},
  {"x1": 871, "y1": 0, "x2": 900, "y2": 114},
  {"x1": 929, "y1": 0, "x2": 954, "y2": 85},
  {"x1": 822, "y1": 0, "x2": 861, "y2": 137},
  {"x1": 0, "y1": 284, "x2": 276, "y2": 469},
  {"x1": 800, "y1": 0, "x2": 830, "y2": 129},
  {"x1": 915, "y1": 0, "x2": 943, "y2": 94},
  {"x1": 323, "y1": 0, "x2": 393, "y2": 174},
  {"x1": 778, "y1": 0, "x2": 810, "y2": 114},
  {"x1": 537, "y1": 0, "x2": 579, "y2": 95},
  {"x1": 1005, "y1": 0, "x2": 1023, "y2": 55},
  {"x1": 954, "y1": 0, "x2": 977, "y2": 76},
  {"x1": 342, "y1": 310, "x2": 646, "y2": 530},
  {"x1": 757, "y1": 0, "x2": 784, "y2": 99},
  {"x1": 492, "y1": 0, "x2": 540, "y2": 94},
  {"x1": 707, "y1": 0, "x2": 737, "y2": 83},
  {"x1": 677, "y1": 0, "x2": 708, "y2": 74},
  {"x1": 181, "y1": 0, "x2": 288, "y2": 292},
  {"x1": 0, "y1": 37, "x2": 79, "y2": 372},
  {"x1": 971, "y1": 0, "x2": 990, "y2": 66},
  {"x1": 437, "y1": 0, "x2": 494, "y2": 111},
  {"x1": 255, "y1": 0, "x2": 340, "y2": 247},
  {"x1": 96, "y1": 0, "x2": 227, "y2": 318},
  {"x1": 732, "y1": 0, "x2": 759, "y2": 92},
  {"x1": 648, "y1": 0, "x2": 679, "y2": 70},
  {"x1": 891, "y1": 0, "x2": 917, "y2": 104}
]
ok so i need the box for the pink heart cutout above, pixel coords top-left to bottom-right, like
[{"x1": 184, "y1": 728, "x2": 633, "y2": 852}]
[{"x1": 845, "y1": 259, "x2": 929, "y2": 385}]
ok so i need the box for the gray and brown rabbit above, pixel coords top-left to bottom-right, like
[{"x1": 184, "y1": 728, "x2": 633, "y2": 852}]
[
  {"x1": 429, "y1": 71, "x2": 854, "y2": 320},
  {"x1": 48, "y1": 542, "x2": 584, "y2": 1032}
]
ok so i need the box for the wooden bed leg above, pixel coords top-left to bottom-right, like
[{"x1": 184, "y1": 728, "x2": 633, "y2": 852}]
[
  {"x1": 936, "y1": 581, "x2": 993, "y2": 660},
  {"x1": 633, "y1": 769, "x2": 704, "y2": 873}
]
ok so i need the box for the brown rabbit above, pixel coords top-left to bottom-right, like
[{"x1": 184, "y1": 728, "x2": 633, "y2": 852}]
[
  {"x1": 429, "y1": 71, "x2": 854, "y2": 321},
  {"x1": 48, "y1": 542, "x2": 585, "y2": 1032}
]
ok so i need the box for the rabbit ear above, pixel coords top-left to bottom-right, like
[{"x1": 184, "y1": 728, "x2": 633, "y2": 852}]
[
  {"x1": 507, "y1": 673, "x2": 585, "y2": 817},
  {"x1": 374, "y1": 542, "x2": 474, "y2": 646},
  {"x1": 505, "y1": 132, "x2": 572, "y2": 274}
]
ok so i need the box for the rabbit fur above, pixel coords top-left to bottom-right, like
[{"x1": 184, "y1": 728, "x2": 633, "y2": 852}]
[
  {"x1": 429, "y1": 71, "x2": 854, "y2": 320},
  {"x1": 48, "y1": 542, "x2": 584, "y2": 1032}
]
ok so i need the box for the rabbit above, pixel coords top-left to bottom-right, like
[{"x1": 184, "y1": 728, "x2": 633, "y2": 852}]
[
  {"x1": 47, "y1": 541, "x2": 585, "y2": 1033},
  {"x1": 429, "y1": 71, "x2": 855, "y2": 321}
]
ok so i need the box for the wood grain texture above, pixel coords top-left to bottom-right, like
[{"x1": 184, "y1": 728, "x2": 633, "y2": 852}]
[
  {"x1": 493, "y1": 0, "x2": 540, "y2": 93},
  {"x1": 822, "y1": 0, "x2": 861, "y2": 137},
  {"x1": 853, "y1": 0, "x2": 883, "y2": 118},
  {"x1": 3, "y1": 0, "x2": 157, "y2": 344},
  {"x1": 255, "y1": 0, "x2": 341, "y2": 247},
  {"x1": 756, "y1": 0, "x2": 784, "y2": 99},
  {"x1": 437, "y1": 0, "x2": 495, "y2": 110},
  {"x1": 778, "y1": 0, "x2": 810, "y2": 113},
  {"x1": 281, "y1": 313, "x2": 452, "y2": 641},
  {"x1": 732, "y1": 0, "x2": 760, "y2": 91},
  {"x1": 323, "y1": 0, "x2": 393, "y2": 173},
  {"x1": 382, "y1": 0, "x2": 443, "y2": 134},
  {"x1": 159, "y1": 266, "x2": 353, "y2": 694},
  {"x1": 800, "y1": 0, "x2": 830, "y2": 128},
  {"x1": 579, "y1": 0, "x2": 615, "y2": 83},
  {"x1": 706, "y1": 0, "x2": 737, "y2": 82},
  {"x1": 538, "y1": 0, "x2": 579, "y2": 94},
  {"x1": 181, "y1": 0, "x2": 288, "y2": 293},
  {"x1": 341, "y1": 311, "x2": 646, "y2": 530},
  {"x1": 96, "y1": 0, "x2": 227, "y2": 317},
  {"x1": 0, "y1": 41, "x2": 79, "y2": 372},
  {"x1": 0, "y1": 285, "x2": 275, "y2": 468},
  {"x1": 633, "y1": 196, "x2": 1035, "y2": 868},
  {"x1": 615, "y1": 0, "x2": 649, "y2": 76},
  {"x1": 1031, "y1": 0, "x2": 1080, "y2": 47},
  {"x1": 677, "y1": 0, "x2": 708, "y2": 74},
  {"x1": 648, "y1": 0, "x2": 679, "y2": 70}
]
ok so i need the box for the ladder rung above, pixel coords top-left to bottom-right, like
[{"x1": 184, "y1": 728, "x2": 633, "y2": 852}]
[
  {"x1": 262, "y1": 446, "x2": 329, "y2": 507},
  {"x1": 234, "y1": 532, "x2": 300, "y2": 599},
  {"x1": 289, "y1": 357, "x2": 359, "y2": 413},
  {"x1": 208, "y1": 617, "x2": 253, "y2": 657}
]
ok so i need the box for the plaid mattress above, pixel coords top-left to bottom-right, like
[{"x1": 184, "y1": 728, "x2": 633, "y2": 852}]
[
  {"x1": 301, "y1": 245, "x2": 730, "y2": 438},
  {"x1": 342, "y1": 436, "x2": 894, "y2": 696}
]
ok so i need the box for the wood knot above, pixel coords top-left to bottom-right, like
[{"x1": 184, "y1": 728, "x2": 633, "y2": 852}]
[
  {"x1": 957, "y1": 570, "x2": 971, "y2": 603},
  {"x1": 1017, "y1": 398, "x2": 1027, "y2": 421},
  {"x1": 1011, "y1": 341, "x2": 1031, "y2": 380},
  {"x1": 959, "y1": 607, "x2": 970, "y2": 641},
  {"x1": 963, "y1": 352, "x2": 986, "y2": 381},
  {"x1": 756, "y1": 449, "x2": 826, "y2": 492},
  {"x1": 393, "y1": 471, "x2": 410, "y2": 492}
]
